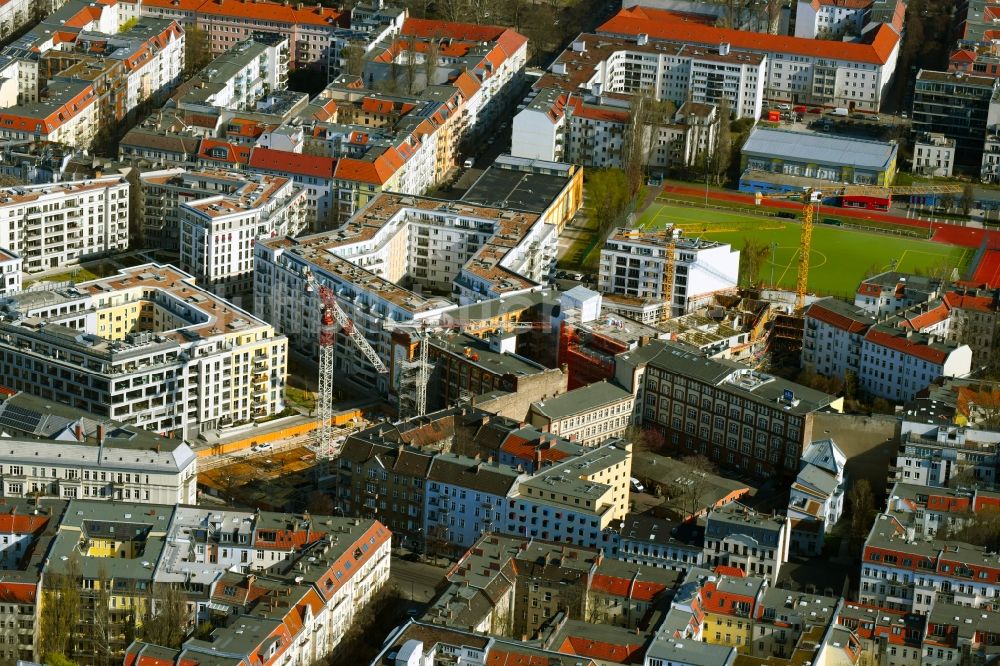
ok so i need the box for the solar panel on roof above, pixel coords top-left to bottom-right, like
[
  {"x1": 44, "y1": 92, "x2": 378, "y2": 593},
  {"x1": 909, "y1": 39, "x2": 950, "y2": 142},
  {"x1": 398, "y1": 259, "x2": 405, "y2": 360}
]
[{"x1": 0, "y1": 404, "x2": 43, "y2": 434}]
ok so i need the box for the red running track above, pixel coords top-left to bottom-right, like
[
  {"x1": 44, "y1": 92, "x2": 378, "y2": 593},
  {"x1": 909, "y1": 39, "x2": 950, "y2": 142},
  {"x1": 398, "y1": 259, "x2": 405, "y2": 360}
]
[
  {"x1": 972, "y1": 249, "x2": 1000, "y2": 287},
  {"x1": 661, "y1": 183, "x2": 992, "y2": 249}
]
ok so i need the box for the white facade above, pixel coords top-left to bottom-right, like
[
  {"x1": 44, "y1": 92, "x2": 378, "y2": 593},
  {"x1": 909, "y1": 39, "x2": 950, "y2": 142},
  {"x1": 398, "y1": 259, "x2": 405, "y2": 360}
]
[
  {"x1": 528, "y1": 381, "x2": 635, "y2": 446},
  {"x1": 598, "y1": 228, "x2": 739, "y2": 317},
  {"x1": 179, "y1": 175, "x2": 307, "y2": 300},
  {"x1": 0, "y1": 264, "x2": 287, "y2": 436},
  {"x1": 0, "y1": 249, "x2": 20, "y2": 296},
  {"x1": 859, "y1": 329, "x2": 972, "y2": 403},
  {"x1": 913, "y1": 134, "x2": 955, "y2": 178},
  {"x1": 174, "y1": 36, "x2": 289, "y2": 113},
  {"x1": 794, "y1": 0, "x2": 867, "y2": 39},
  {"x1": 0, "y1": 435, "x2": 197, "y2": 505},
  {"x1": 0, "y1": 176, "x2": 128, "y2": 274},
  {"x1": 703, "y1": 505, "x2": 790, "y2": 585},
  {"x1": 802, "y1": 299, "x2": 872, "y2": 378}
]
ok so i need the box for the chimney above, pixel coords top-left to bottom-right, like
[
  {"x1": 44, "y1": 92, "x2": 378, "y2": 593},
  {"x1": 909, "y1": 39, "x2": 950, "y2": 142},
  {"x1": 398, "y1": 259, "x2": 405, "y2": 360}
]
[
  {"x1": 534, "y1": 448, "x2": 542, "y2": 470},
  {"x1": 75, "y1": 423, "x2": 83, "y2": 441},
  {"x1": 97, "y1": 424, "x2": 105, "y2": 444}
]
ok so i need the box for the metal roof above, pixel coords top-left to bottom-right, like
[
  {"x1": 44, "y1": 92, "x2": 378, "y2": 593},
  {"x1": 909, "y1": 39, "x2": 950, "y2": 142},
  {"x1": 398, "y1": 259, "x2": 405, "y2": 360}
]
[{"x1": 742, "y1": 128, "x2": 898, "y2": 171}]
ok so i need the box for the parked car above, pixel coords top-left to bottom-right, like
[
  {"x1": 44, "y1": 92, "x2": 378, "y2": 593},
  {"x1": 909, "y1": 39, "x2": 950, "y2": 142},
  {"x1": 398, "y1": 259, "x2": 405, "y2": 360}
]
[
  {"x1": 809, "y1": 107, "x2": 823, "y2": 114},
  {"x1": 630, "y1": 477, "x2": 645, "y2": 493},
  {"x1": 793, "y1": 105, "x2": 807, "y2": 113},
  {"x1": 777, "y1": 103, "x2": 791, "y2": 111},
  {"x1": 463, "y1": 157, "x2": 474, "y2": 168}
]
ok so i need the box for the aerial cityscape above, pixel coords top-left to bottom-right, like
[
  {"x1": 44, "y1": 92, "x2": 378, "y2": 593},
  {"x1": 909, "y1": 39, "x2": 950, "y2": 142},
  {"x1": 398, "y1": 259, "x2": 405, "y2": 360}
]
[{"x1": 0, "y1": 0, "x2": 995, "y2": 664}]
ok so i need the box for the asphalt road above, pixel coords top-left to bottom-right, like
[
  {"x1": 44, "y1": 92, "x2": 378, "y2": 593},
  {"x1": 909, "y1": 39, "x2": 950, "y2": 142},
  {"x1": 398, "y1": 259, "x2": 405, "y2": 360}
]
[{"x1": 391, "y1": 556, "x2": 449, "y2": 602}]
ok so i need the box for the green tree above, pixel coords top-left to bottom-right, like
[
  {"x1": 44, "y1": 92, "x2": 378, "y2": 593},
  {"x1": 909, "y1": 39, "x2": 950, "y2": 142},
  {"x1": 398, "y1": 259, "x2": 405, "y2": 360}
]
[
  {"x1": 118, "y1": 17, "x2": 138, "y2": 33},
  {"x1": 623, "y1": 88, "x2": 676, "y2": 196},
  {"x1": 44, "y1": 654, "x2": 75, "y2": 666},
  {"x1": 713, "y1": 99, "x2": 733, "y2": 185},
  {"x1": 183, "y1": 25, "x2": 212, "y2": 78},
  {"x1": 587, "y1": 169, "x2": 630, "y2": 235}
]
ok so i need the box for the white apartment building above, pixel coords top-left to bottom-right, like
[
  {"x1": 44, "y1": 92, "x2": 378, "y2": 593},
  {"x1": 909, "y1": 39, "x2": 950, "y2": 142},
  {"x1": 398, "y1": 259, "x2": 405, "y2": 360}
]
[
  {"x1": 0, "y1": 248, "x2": 20, "y2": 296},
  {"x1": 119, "y1": 0, "x2": 359, "y2": 79},
  {"x1": 174, "y1": 35, "x2": 288, "y2": 113},
  {"x1": 859, "y1": 326, "x2": 971, "y2": 403},
  {"x1": 598, "y1": 227, "x2": 739, "y2": 318},
  {"x1": 498, "y1": 439, "x2": 632, "y2": 553},
  {"x1": 424, "y1": 453, "x2": 524, "y2": 552},
  {"x1": 140, "y1": 168, "x2": 254, "y2": 248},
  {"x1": 598, "y1": 6, "x2": 901, "y2": 112},
  {"x1": 0, "y1": 176, "x2": 129, "y2": 274},
  {"x1": 0, "y1": 432, "x2": 197, "y2": 504},
  {"x1": 860, "y1": 513, "x2": 1000, "y2": 614},
  {"x1": 0, "y1": 264, "x2": 287, "y2": 436},
  {"x1": 787, "y1": 438, "x2": 846, "y2": 555},
  {"x1": 794, "y1": 0, "x2": 868, "y2": 39},
  {"x1": 703, "y1": 503, "x2": 790, "y2": 585},
  {"x1": 179, "y1": 174, "x2": 307, "y2": 301},
  {"x1": 912, "y1": 133, "x2": 956, "y2": 178},
  {"x1": 528, "y1": 380, "x2": 634, "y2": 446},
  {"x1": 855, "y1": 272, "x2": 941, "y2": 317},
  {"x1": 802, "y1": 298, "x2": 875, "y2": 378},
  {"x1": 512, "y1": 35, "x2": 764, "y2": 167}
]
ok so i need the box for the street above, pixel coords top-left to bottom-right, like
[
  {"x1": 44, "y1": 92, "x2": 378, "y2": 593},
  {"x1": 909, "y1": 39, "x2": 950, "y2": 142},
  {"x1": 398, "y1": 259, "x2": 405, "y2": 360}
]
[{"x1": 390, "y1": 556, "x2": 449, "y2": 602}]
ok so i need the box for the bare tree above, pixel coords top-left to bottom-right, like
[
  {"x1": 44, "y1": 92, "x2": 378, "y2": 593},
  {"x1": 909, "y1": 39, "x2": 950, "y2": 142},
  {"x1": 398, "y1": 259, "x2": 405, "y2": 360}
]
[
  {"x1": 848, "y1": 479, "x2": 877, "y2": 547},
  {"x1": 404, "y1": 35, "x2": 418, "y2": 94},
  {"x1": 140, "y1": 583, "x2": 189, "y2": 648},
  {"x1": 738, "y1": 236, "x2": 772, "y2": 288},
  {"x1": 341, "y1": 42, "x2": 365, "y2": 77},
  {"x1": 41, "y1": 554, "x2": 80, "y2": 660},
  {"x1": 668, "y1": 455, "x2": 718, "y2": 519},
  {"x1": 423, "y1": 38, "x2": 440, "y2": 87}
]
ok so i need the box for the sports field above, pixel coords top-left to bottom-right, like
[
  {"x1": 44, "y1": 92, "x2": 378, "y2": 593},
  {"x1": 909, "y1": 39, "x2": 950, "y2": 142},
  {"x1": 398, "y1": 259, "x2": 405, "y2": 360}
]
[{"x1": 637, "y1": 202, "x2": 972, "y2": 296}]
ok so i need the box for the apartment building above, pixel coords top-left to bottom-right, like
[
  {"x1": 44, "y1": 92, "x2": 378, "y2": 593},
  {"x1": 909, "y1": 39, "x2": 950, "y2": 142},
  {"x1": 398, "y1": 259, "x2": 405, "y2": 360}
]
[
  {"x1": 598, "y1": 227, "x2": 739, "y2": 318},
  {"x1": 598, "y1": 5, "x2": 902, "y2": 112},
  {"x1": 0, "y1": 14, "x2": 184, "y2": 149},
  {"x1": 139, "y1": 168, "x2": 259, "y2": 248},
  {"x1": 499, "y1": 439, "x2": 633, "y2": 552},
  {"x1": 0, "y1": 176, "x2": 128, "y2": 274},
  {"x1": 614, "y1": 513, "x2": 706, "y2": 572},
  {"x1": 179, "y1": 174, "x2": 307, "y2": 301},
  {"x1": 794, "y1": 0, "x2": 868, "y2": 38},
  {"x1": 982, "y1": 86, "x2": 1000, "y2": 182},
  {"x1": 855, "y1": 272, "x2": 942, "y2": 317},
  {"x1": 943, "y1": 289, "x2": 1000, "y2": 375},
  {"x1": 860, "y1": 326, "x2": 971, "y2": 403},
  {"x1": 424, "y1": 453, "x2": 524, "y2": 555},
  {"x1": 637, "y1": 341, "x2": 842, "y2": 479},
  {"x1": 911, "y1": 70, "x2": 997, "y2": 168},
  {"x1": 90, "y1": 504, "x2": 392, "y2": 665},
  {"x1": 892, "y1": 381, "x2": 1000, "y2": 490},
  {"x1": 528, "y1": 380, "x2": 634, "y2": 446},
  {"x1": 703, "y1": 503, "x2": 791, "y2": 584},
  {"x1": 803, "y1": 297, "x2": 972, "y2": 403},
  {"x1": 912, "y1": 133, "x2": 956, "y2": 177},
  {"x1": 119, "y1": 0, "x2": 359, "y2": 77},
  {"x1": 253, "y1": 192, "x2": 564, "y2": 393},
  {"x1": 172, "y1": 34, "x2": 289, "y2": 113},
  {"x1": 0, "y1": 249, "x2": 20, "y2": 296},
  {"x1": 0, "y1": 264, "x2": 287, "y2": 436},
  {"x1": 887, "y1": 482, "x2": 1000, "y2": 540},
  {"x1": 741, "y1": 127, "x2": 899, "y2": 187},
  {"x1": 860, "y1": 512, "x2": 1000, "y2": 613},
  {"x1": 0, "y1": 418, "x2": 197, "y2": 505},
  {"x1": 787, "y1": 438, "x2": 847, "y2": 555}
]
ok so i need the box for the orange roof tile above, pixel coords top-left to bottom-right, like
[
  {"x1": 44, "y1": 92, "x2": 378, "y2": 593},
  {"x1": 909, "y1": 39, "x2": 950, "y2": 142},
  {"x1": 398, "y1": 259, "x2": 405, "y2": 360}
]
[
  {"x1": 249, "y1": 147, "x2": 335, "y2": 178},
  {"x1": 598, "y1": 6, "x2": 900, "y2": 65},
  {"x1": 863, "y1": 327, "x2": 948, "y2": 364}
]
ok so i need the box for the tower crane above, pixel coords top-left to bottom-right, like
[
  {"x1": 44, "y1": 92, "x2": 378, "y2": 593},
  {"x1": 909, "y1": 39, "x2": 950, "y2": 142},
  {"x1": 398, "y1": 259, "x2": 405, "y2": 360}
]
[
  {"x1": 383, "y1": 318, "x2": 547, "y2": 418},
  {"x1": 621, "y1": 227, "x2": 681, "y2": 323},
  {"x1": 303, "y1": 267, "x2": 388, "y2": 462},
  {"x1": 748, "y1": 173, "x2": 964, "y2": 310}
]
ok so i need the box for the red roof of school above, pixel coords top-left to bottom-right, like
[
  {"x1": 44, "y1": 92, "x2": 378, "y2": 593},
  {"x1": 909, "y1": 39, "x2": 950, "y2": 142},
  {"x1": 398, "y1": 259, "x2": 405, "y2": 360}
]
[{"x1": 598, "y1": 6, "x2": 900, "y2": 64}]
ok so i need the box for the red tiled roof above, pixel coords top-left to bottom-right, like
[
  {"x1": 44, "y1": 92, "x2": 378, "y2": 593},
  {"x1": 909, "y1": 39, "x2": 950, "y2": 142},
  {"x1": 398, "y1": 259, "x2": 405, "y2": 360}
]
[
  {"x1": 558, "y1": 637, "x2": 644, "y2": 663},
  {"x1": 500, "y1": 435, "x2": 571, "y2": 464},
  {"x1": 864, "y1": 327, "x2": 950, "y2": 364},
  {"x1": 197, "y1": 0, "x2": 346, "y2": 27},
  {"x1": 713, "y1": 565, "x2": 746, "y2": 578},
  {"x1": 896, "y1": 302, "x2": 950, "y2": 331},
  {"x1": 199, "y1": 139, "x2": 251, "y2": 165},
  {"x1": 0, "y1": 581, "x2": 37, "y2": 605},
  {"x1": 249, "y1": 147, "x2": 335, "y2": 178},
  {"x1": 402, "y1": 17, "x2": 507, "y2": 42},
  {"x1": 807, "y1": 302, "x2": 870, "y2": 334},
  {"x1": 944, "y1": 291, "x2": 998, "y2": 313},
  {"x1": 598, "y1": 6, "x2": 900, "y2": 64},
  {"x1": 486, "y1": 650, "x2": 552, "y2": 666},
  {"x1": 0, "y1": 514, "x2": 48, "y2": 534}
]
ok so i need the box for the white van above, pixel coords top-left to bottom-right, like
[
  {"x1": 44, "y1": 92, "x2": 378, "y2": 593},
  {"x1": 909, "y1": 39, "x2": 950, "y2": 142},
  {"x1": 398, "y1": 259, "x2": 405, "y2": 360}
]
[
  {"x1": 776, "y1": 103, "x2": 791, "y2": 111},
  {"x1": 630, "y1": 477, "x2": 645, "y2": 493},
  {"x1": 831, "y1": 107, "x2": 849, "y2": 117},
  {"x1": 463, "y1": 157, "x2": 475, "y2": 168}
]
